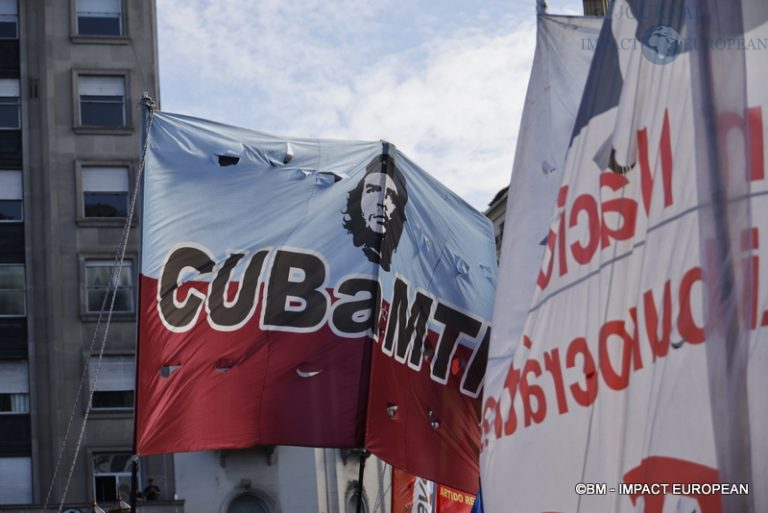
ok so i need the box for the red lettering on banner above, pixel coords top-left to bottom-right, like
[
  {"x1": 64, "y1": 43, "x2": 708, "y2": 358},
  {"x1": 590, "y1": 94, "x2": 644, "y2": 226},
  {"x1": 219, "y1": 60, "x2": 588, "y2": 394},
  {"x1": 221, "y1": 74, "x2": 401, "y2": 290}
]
[
  {"x1": 644, "y1": 280, "x2": 673, "y2": 361},
  {"x1": 598, "y1": 308, "x2": 642, "y2": 391},
  {"x1": 537, "y1": 187, "x2": 568, "y2": 288},
  {"x1": 600, "y1": 172, "x2": 638, "y2": 249},
  {"x1": 521, "y1": 358, "x2": 546, "y2": 427},
  {"x1": 565, "y1": 337, "x2": 598, "y2": 408},
  {"x1": 481, "y1": 396, "x2": 502, "y2": 445},
  {"x1": 503, "y1": 363, "x2": 520, "y2": 435},
  {"x1": 638, "y1": 109, "x2": 674, "y2": 217},
  {"x1": 569, "y1": 193, "x2": 600, "y2": 265},
  {"x1": 535, "y1": 106, "x2": 768, "y2": 295},
  {"x1": 718, "y1": 106, "x2": 765, "y2": 183},
  {"x1": 536, "y1": 110, "x2": 681, "y2": 292},
  {"x1": 537, "y1": 228, "x2": 556, "y2": 290},
  {"x1": 623, "y1": 457, "x2": 722, "y2": 513},
  {"x1": 483, "y1": 255, "x2": 768, "y2": 445},
  {"x1": 537, "y1": 176, "x2": 644, "y2": 289},
  {"x1": 678, "y1": 267, "x2": 705, "y2": 344},
  {"x1": 543, "y1": 348, "x2": 568, "y2": 415}
]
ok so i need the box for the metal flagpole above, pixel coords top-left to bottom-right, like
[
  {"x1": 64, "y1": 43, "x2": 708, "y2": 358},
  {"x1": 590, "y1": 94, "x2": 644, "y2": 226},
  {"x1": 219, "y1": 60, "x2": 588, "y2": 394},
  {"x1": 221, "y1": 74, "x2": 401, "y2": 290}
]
[
  {"x1": 130, "y1": 93, "x2": 156, "y2": 513},
  {"x1": 356, "y1": 450, "x2": 370, "y2": 513},
  {"x1": 129, "y1": 458, "x2": 139, "y2": 513}
]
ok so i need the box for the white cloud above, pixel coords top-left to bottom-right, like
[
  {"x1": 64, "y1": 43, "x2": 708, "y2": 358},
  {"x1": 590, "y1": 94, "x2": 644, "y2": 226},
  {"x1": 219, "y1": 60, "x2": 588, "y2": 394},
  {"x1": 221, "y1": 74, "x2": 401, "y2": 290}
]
[{"x1": 157, "y1": 0, "x2": 539, "y2": 209}]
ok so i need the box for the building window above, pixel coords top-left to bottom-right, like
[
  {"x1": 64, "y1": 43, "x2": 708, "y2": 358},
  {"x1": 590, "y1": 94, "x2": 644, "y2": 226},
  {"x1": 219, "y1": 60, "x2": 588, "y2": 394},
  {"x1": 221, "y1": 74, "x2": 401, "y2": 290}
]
[
  {"x1": 78, "y1": 75, "x2": 126, "y2": 127},
  {"x1": 89, "y1": 355, "x2": 134, "y2": 410},
  {"x1": 0, "y1": 392, "x2": 27, "y2": 413},
  {"x1": 0, "y1": 360, "x2": 28, "y2": 414},
  {"x1": 0, "y1": 0, "x2": 18, "y2": 39},
  {"x1": 0, "y1": 263, "x2": 25, "y2": 316},
  {"x1": 77, "y1": 0, "x2": 122, "y2": 37},
  {"x1": 85, "y1": 260, "x2": 134, "y2": 313},
  {"x1": 0, "y1": 457, "x2": 31, "y2": 503},
  {"x1": 83, "y1": 166, "x2": 129, "y2": 218},
  {"x1": 0, "y1": 79, "x2": 19, "y2": 129},
  {"x1": 92, "y1": 452, "x2": 132, "y2": 502},
  {"x1": 0, "y1": 170, "x2": 21, "y2": 221}
]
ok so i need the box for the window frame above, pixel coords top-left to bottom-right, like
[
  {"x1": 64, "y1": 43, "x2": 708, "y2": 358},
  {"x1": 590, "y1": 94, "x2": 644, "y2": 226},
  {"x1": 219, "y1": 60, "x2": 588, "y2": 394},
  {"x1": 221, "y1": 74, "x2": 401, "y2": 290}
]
[
  {"x1": 73, "y1": 70, "x2": 132, "y2": 133},
  {"x1": 0, "y1": 262, "x2": 25, "y2": 317},
  {"x1": 0, "y1": 360, "x2": 29, "y2": 415},
  {"x1": 0, "y1": 169, "x2": 22, "y2": 223},
  {"x1": 0, "y1": 0, "x2": 18, "y2": 40},
  {"x1": 0, "y1": 456, "x2": 32, "y2": 503},
  {"x1": 0, "y1": 393, "x2": 28, "y2": 414},
  {"x1": 0, "y1": 79, "x2": 20, "y2": 130},
  {"x1": 88, "y1": 449, "x2": 137, "y2": 503},
  {"x1": 71, "y1": 0, "x2": 129, "y2": 42},
  {"x1": 80, "y1": 256, "x2": 136, "y2": 321},
  {"x1": 88, "y1": 354, "x2": 135, "y2": 412},
  {"x1": 75, "y1": 160, "x2": 135, "y2": 226}
]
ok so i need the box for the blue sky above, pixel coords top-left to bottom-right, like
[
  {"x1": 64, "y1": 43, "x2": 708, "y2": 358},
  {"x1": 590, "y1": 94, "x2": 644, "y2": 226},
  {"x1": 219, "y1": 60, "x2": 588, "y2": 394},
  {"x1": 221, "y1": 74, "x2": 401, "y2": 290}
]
[{"x1": 156, "y1": 0, "x2": 583, "y2": 210}]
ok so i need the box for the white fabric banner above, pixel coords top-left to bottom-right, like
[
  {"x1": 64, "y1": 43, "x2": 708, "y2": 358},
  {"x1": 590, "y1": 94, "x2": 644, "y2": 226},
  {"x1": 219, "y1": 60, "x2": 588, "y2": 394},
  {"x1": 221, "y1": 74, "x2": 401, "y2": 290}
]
[
  {"x1": 483, "y1": 2, "x2": 767, "y2": 512},
  {"x1": 489, "y1": 14, "x2": 601, "y2": 362}
]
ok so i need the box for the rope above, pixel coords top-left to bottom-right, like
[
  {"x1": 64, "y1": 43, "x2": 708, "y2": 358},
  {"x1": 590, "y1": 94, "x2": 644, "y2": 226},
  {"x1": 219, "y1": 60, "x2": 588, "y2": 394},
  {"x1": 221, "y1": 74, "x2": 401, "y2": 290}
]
[
  {"x1": 41, "y1": 99, "x2": 156, "y2": 513},
  {"x1": 371, "y1": 462, "x2": 391, "y2": 513}
]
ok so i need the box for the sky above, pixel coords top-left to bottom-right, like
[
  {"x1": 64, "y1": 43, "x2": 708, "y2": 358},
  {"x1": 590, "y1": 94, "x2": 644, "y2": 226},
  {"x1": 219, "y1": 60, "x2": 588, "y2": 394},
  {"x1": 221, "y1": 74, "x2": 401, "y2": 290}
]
[{"x1": 156, "y1": 0, "x2": 583, "y2": 211}]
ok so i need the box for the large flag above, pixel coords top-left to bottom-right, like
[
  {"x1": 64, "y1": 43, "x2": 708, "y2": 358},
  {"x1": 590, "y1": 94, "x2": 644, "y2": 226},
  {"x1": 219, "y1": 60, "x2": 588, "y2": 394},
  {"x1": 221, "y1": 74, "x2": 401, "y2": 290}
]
[
  {"x1": 135, "y1": 112, "x2": 497, "y2": 492},
  {"x1": 482, "y1": 0, "x2": 768, "y2": 512}
]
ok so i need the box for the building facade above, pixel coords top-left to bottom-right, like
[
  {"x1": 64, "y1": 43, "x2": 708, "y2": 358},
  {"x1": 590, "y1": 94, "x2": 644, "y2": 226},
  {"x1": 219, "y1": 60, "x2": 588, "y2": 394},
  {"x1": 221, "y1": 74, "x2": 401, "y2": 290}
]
[
  {"x1": 174, "y1": 448, "x2": 390, "y2": 513},
  {"x1": 0, "y1": 0, "x2": 173, "y2": 511}
]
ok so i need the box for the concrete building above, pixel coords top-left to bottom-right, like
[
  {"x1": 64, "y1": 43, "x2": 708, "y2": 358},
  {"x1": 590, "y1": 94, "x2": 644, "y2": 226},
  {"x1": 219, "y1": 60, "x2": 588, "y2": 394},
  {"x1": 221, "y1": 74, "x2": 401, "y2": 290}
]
[
  {"x1": 0, "y1": 3, "x2": 389, "y2": 513},
  {"x1": 0, "y1": 0, "x2": 174, "y2": 511}
]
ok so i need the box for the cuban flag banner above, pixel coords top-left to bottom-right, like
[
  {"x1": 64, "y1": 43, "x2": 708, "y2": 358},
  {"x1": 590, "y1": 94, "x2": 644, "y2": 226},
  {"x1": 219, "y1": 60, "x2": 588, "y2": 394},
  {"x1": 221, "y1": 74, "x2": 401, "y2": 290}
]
[
  {"x1": 482, "y1": 0, "x2": 768, "y2": 512},
  {"x1": 135, "y1": 112, "x2": 497, "y2": 492}
]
